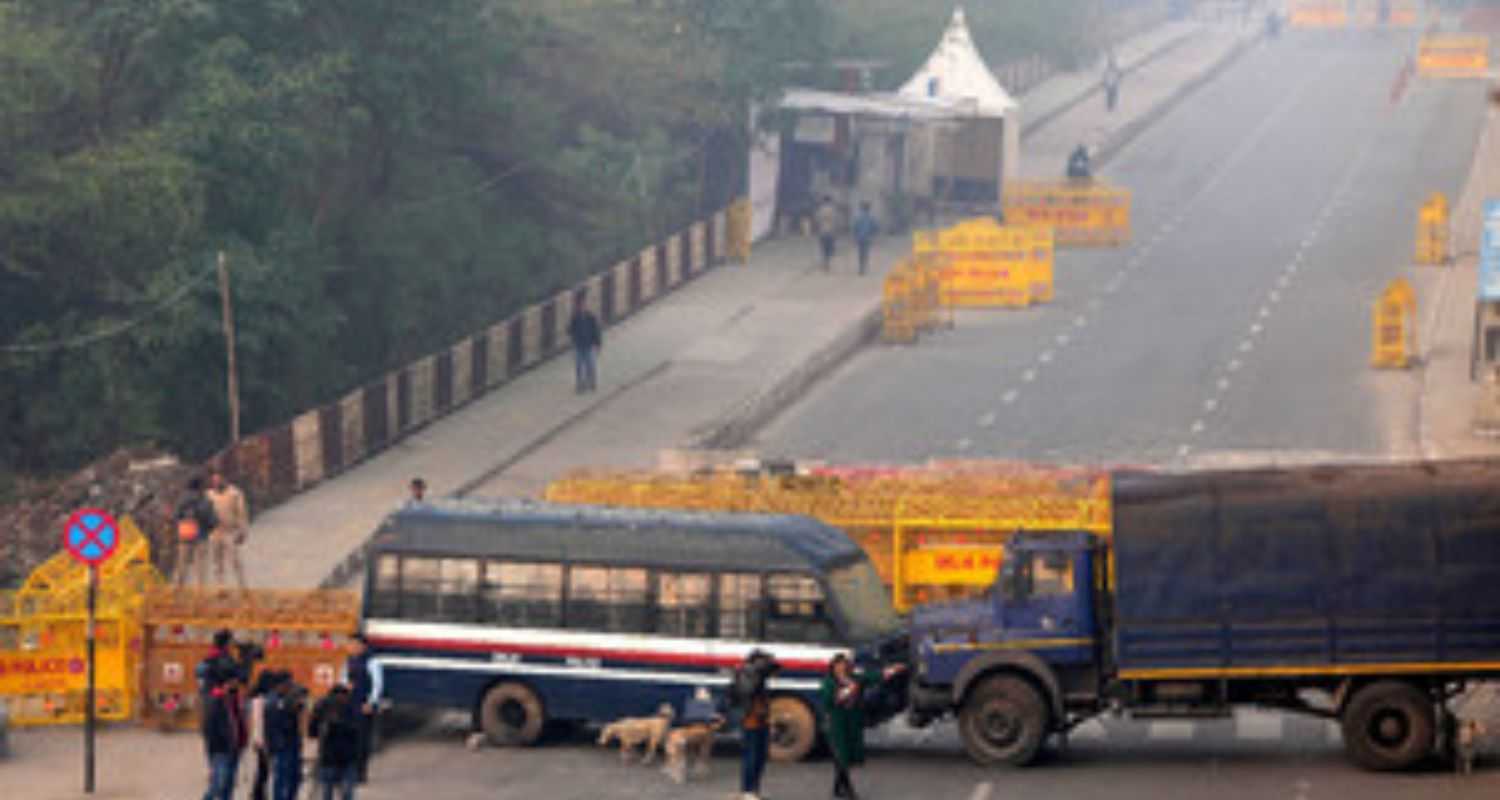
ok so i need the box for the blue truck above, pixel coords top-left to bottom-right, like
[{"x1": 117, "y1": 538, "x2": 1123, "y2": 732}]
[{"x1": 894, "y1": 459, "x2": 1500, "y2": 771}]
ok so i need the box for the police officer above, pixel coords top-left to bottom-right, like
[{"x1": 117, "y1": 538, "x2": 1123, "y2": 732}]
[{"x1": 343, "y1": 634, "x2": 384, "y2": 784}]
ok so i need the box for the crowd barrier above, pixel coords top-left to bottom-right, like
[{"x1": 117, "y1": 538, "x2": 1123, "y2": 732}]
[
  {"x1": 1371, "y1": 277, "x2": 1417, "y2": 370},
  {"x1": 1417, "y1": 34, "x2": 1490, "y2": 79},
  {"x1": 206, "y1": 201, "x2": 741, "y2": 519},
  {"x1": 1289, "y1": 0, "x2": 1420, "y2": 28},
  {"x1": 913, "y1": 217, "x2": 1055, "y2": 309},
  {"x1": 1001, "y1": 181, "x2": 1132, "y2": 248},
  {"x1": 1416, "y1": 191, "x2": 1450, "y2": 266}
]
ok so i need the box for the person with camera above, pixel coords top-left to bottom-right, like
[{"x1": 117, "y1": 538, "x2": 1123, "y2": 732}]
[
  {"x1": 265, "y1": 672, "x2": 307, "y2": 800},
  {"x1": 731, "y1": 649, "x2": 779, "y2": 800},
  {"x1": 820, "y1": 654, "x2": 907, "y2": 800},
  {"x1": 311, "y1": 685, "x2": 364, "y2": 800},
  {"x1": 198, "y1": 630, "x2": 249, "y2": 800}
]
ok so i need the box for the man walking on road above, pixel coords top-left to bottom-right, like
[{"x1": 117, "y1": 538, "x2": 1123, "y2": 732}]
[
  {"x1": 1102, "y1": 53, "x2": 1122, "y2": 113},
  {"x1": 852, "y1": 202, "x2": 879, "y2": 275},
  {"x1": 567, "y1": 293, "x2": 602, "y2": 394},
  {"x1": 173, "y1": 477, "x2": 219, "y2": 587},
  {"x1": 207, "y1": 469, "x2": 249, "y2": 589},
  {"x1": 814, "y1": 196, "x2": 839, "y2": 271}
]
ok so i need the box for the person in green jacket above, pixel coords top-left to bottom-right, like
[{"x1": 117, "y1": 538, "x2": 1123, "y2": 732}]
[{"x1": 820, "y1": 655, "x2": 904, "y2": 799}]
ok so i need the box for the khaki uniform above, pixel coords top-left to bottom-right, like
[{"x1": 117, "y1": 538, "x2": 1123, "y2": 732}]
[{"x1": 207, "y1": 484, "x2": 250, "y2": 588}]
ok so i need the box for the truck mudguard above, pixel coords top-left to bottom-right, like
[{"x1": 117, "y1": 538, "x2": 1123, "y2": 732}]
[{"x1": 952, "y1": 650, "x2": 1064, "y2": 722}]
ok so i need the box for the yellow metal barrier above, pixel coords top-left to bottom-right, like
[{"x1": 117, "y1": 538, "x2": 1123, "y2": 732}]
[
  {"x1": 1001, "y1": 182, "x2": 1131, "y2": 248},
  {"x1": 1416, "y1": 191, "x2": 1450, "y2": 266},
  {"x1": 726, "y1": 197, "x2": 753, "y2": 263},
  {"x1": 1371, "y1": 277, "x2": 1417, "y2": 369},
  {"x1": 1417, "y1": 34, "x2": 1490, "y2": 79},
  {"x1": 913, "y1": 218, "x2": 1054, "y2": 308},
  {"x1": 882, "y1": 262, "x2": 918, "y2": 344},
  {"x1": 546, "y1": 462, "x2": 1112, "y2": 612},
  {"x1": 1289, "y1": 0, "x2": 1421, "y2": 28}
]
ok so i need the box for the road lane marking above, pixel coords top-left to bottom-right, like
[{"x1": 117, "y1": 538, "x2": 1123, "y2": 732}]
[
  {"x1": 1258, "y1": 306, "x2": 1270, "y2": 319},
  {"x1": 1056, "y1": 333, "x2": 1071, "y2": 346},
  {"x1": 1023, "y1": 369, "x2": 1038, "y2": 383},
  {"x1": 1088, "y1": 298, "x2": 1102, "y2": 310},
  {"x1": 1003, "y1": 390, "x2": 1019, "y2": 404},
  {"x1": 957, "y1": 438, "x2": 973, "y2": 451},
  {"x1": 1250, "y1": 322, "x2": 1263, "y2": 335},
  {"x1": 1217, "y1": 378, "x2": 1230, "y2": 391},
  {"x1": 1269, "y1": 289, "x2": 1281, "y2": 303},
  {"x1": 1039, "y1": 350, "x2": 1054, "y2": 364},
  {"x1": 1228, "y1": 358, "x2": 1242, "y2": 371},
  {"x1": 1204, "y1": 398, "x2": 1219, "y2": 412},
  {"x1": 1277, "y1": 274, "x2": 1291, "y2": 289},
  {"x1": 1148, "y1": 721, "x2": 1196, "y2": 741},
  {"x1": 968, "y1": 782, "x2": 994, "y2": 800},
  {"x1": 1178, "y1": 444, "x2": 1193, "y2": 458},
  {"x1": 1191, "y1": 420, "x2": 1206, "y2": 434},
  {"x1": 1240, "y1": 340, "x2": 1254, "y2": 353},
  {"x1": 979, "y1": 412, "x2": 996, "y2": 428},
  {"x1": 1074, "y1": 316, "x2": 1088, "y2": 328}
]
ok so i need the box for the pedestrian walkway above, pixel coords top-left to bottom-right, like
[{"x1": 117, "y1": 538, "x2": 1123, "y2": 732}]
[{"x1": 240, "y1": 18, "x2": 1258, "y2": 590}]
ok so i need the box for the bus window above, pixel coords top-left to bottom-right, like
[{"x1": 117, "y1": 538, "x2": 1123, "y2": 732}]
[
  {"x1": 368, "y1": 554, "x2": 402, "y2": 618},
  {"x1": 401, "y1": 557, "x2": 480, "y2": 622},
  {"x1": 765, "y1": 573, "x2": 833, "y2": 643},
  {"x1": 656, "y1": 572, "x2": 712, "y2": 637},
  {"x1": 568, "y1": 566, "x2": 650, "y2": 633},
  {"x1": 482, "y1": 561, "x2": 564, "y2": 628},
  {"x1": 718, "y1": 573, "x2": 764, "y2": 641}
]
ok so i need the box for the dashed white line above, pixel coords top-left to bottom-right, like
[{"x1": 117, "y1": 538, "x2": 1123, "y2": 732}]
[
  {"x1": 1277, "y1": 274, "x2": 1291, "y2": 289},
  {"x1": 1039, "y1": 350, "x2": 1055, "y2": 364},
  {"x1": 978, "y1": 412, "x2": 997, "y2": 428},
  {"x1": 1269, "y1": 289, "x2": 1282, "y2": 303},
  {"x1": 1177, "y1": 444, "x2": 1193, "y2": 458},
  {"x1": 957, "y1": 438, "x2": 973, "y2": 452},
  {"x1": 1250, "y1": 322, "x2": 1263, "y2": 335},
  {"x1": 1258, "y1": 306, "x2": 1271, "y2": 319},
  {"x1": 1239, "y1": 340, "x2": 1254, "y2": 353},
  {"x1": 1204, "y1": 398, "x2": 1219, "y2": 413},
  {"x1": 1023, "y1": 369, "x2": 1038, "y2": 383},
  {"x1": 1228, "y1": 358, "x2": 1242, "y2": 372},
  {"x1": 1074, "y1": 316, "x2": 1088, "y2": 328},
  {"x1": 1191, "y1": 420, "x2": 1206, "y2": 434},
  {"x1": 1003, "y1": 390, "x2": 1019, "y2": 405},
  {"x1": 1217, "y1": 378, "x2": 1231, "y2": 391},
  {"x1": 1055, "y1": 333, "x2": 1071, "y2": 346}
]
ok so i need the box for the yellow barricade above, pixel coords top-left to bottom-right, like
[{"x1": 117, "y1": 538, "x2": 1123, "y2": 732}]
[
  {"x1": 1001, "y1": 181, "x2": 1131, "y2": 248},
  {"x1": 1290, "y1": 0, "x2": 1420, "y2": 28},
  {"x1": 1416, "y1": 191, "x2": 1450, "y2": 265},
  {"x1": 914, "y1": 218, "x2": 1054, "y2": 308},
  {"x1": 1418, "y1": 35, "x2": 1490, "y2": 79},
  {"x1": 1371, "y1": 277, "x2": 1417, "y2": 369},
  {"x1": 882, "y1": 263, "x2": 918, "y2": 344},
  {"x1": 726, "y1": 197, "x2": 752, "y2": 263}
]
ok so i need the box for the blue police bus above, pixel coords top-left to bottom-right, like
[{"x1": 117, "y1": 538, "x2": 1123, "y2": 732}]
[{"x1": 360, "y1": 499, "x2": 904, "y2": 761}]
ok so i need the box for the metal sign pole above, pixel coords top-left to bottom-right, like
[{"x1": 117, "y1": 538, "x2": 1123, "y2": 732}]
[{"x1": 85, "y1": 564, "x2": 96, "y2": 794}]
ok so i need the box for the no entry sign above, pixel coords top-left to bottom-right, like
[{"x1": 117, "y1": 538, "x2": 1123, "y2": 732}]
[{"x1": 62, "y1": 508, "x2": 119, "y2": 567}]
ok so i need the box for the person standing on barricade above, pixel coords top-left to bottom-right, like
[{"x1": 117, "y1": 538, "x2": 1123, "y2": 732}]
[
  {"x1": 343, "y1": 633, "x2": 384, "y2": 784},
  {"x1": 174, "y1": 477, "x2": 219, "y2": 587},
  {"x1": 207, "y1": 469, "x2": 250, "y2": 589}
]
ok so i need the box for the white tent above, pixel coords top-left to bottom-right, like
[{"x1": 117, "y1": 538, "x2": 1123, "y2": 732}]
[{"x1": 897, "y1": 6, "x2": 1021, "y2": 192}]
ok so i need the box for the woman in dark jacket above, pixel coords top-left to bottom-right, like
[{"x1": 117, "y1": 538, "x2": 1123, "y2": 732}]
[{"x1": 820, "y1": 655, "x2": 904, "y2": 799}]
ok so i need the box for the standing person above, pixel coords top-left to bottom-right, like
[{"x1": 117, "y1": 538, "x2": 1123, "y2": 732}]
[
  {"x1": 174, "y1": 477, "x2": 219, "y2": 587},
  {"x1": 207, "y1": 469, "x2": 249, "y2": 589},
  {"x1": 407, "y1": 478, "x2": 427, "y2": 506},
  {"x1": 814, "y1": 196, "x2": 839, "y2": 271},
  {"x1": 1102, "y1": 53, "x2": 1122, "y2": 113},
  {"x1": 851, "y1": 202, "x2": 880, "y2": 276},
  {"x1": 265, "y1": 673, "x2": 305, "y2": 800},
  {"x1": 567, "y1": 293, "x2": 603, "y2": 394},
  {"x1": 343, "y1": 634, "x2": 384, "y2": 785},
  {"x1": 247, "y1": 671, "x2": 281, "y2": 800},
  {"x1": 310, "y1": 686, "x2": 362, "y2": 800},
  {"x1": 820, "y1": 655, "x2": 907, "y2": 800},
  {"x1": 732, "y1": 650, "x2": 779, "y2": 800},
  {"x1": 198, "y1": 652, "x2": 248, "y2": 800}
]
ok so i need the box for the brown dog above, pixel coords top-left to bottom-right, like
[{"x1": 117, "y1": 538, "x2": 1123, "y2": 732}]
[
  {"x1": 597, "y1": 703, "x2": 675, "y2": 764},
  {"x1": 662, "y1": 718, "x2": 725, "y2": 784}
]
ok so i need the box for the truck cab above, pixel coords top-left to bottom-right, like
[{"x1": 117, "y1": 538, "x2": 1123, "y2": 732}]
[{"x1": 906, "y1": 531, "x2": 1104, "y2": 765}]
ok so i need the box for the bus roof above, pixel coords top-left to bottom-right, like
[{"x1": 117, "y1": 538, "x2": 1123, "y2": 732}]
[{"x1": 370, "y1": 498, "x2": 865, "y2": 572}]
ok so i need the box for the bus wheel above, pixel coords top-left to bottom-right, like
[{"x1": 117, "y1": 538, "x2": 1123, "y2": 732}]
[
  {"x1": 479, "y1": 682, "x2": 546, "y2": 747},
  {"x1": 768, "y1": 696, "x2": 818, "y2": 762},
  {"x1": 1341, "y1": 681, "x2": 1435, "y2": 771},
  {"x1": 958, "y1": 674, "x2": 1049, "y2": 767}
]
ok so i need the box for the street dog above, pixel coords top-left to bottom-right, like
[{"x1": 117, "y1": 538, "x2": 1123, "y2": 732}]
[
  {"x1": 661, "y1": 717, "x2": 725, "y2": 784},
  {"x1": 1457, "y1": 718, "x2": 1484, "y2": 776},
  {"x1": 597, "y1": 703, "x2": 675, "y2": 764}
]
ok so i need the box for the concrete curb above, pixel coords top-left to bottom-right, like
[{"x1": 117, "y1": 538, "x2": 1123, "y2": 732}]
[
  {"x1": 688, "y1": 305, "x2": 884, "y2": 450},
  {"x1": 1095, "y1": 31, "x2": 1260, "y2": 169}
]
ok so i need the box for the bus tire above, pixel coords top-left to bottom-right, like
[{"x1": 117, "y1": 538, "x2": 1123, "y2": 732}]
[
  {"x1": 1341, "y1": 681, "x2": 1435, "y2": 771},
  {"x1": 479, "y1": 682, "x2": 546, "y2": 747},
  {"x1": 958, "y1": 674, "x2": 1049, "y2": 767},
  {"x1": 768, "y1": 696, "x2": 818, "y2": 763}
]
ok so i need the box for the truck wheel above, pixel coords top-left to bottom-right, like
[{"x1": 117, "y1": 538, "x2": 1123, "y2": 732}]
[
  {"x1": 1341, "y1": 681, "x2": 1435, "y2": 771},
  {"x1": 768, "y1": 696, "x2": 818, "y2": 762},
  {"x1": 959, "y1": 675, "x2": 1050, "y2": 766},
  {"x1": 479, "y1": 682, "x2": 546, "y2": 747}
]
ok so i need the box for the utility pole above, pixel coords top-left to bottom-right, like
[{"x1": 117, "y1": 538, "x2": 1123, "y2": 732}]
[{"x1": 217, "y1": 251, "x2": 241, "y2": 443}]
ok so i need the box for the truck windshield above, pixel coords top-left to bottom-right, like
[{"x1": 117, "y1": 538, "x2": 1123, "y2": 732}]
[{"x1": 827, "y1": 560, "x2": 904, "y2": 642}]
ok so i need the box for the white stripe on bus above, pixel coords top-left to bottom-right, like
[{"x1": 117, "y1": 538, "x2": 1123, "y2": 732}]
[{"x1": 379, "y1": 654, "x2": 823, "y2": 692}]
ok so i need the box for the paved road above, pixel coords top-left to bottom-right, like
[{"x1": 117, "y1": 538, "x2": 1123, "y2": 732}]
[{"x1": 759, "y1": 31, "x2": 1487, "y2": 467}]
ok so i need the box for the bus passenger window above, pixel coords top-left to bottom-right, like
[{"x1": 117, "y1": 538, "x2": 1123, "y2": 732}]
[
  {"x1": 765, "y1": 574, "x2": 833, "y2": 643},
  {"x1": 401, "y1": 557, "x2": 480, "y2": 622},
  {"x1": 656, "y1": 572, "x2": 711, "y2": 637},
  {"x1": 368, "y1": 555, "x2": 402, "y2": 618},
  {"x1": 482, "y1": 561, "x2": 563, "y2": 628},
  {"x1": 718, "y1": 573, "x2": 764, "y2": 641},
  {"x1": 568, "y1": 567, "x2": 650, "y2": 633}
]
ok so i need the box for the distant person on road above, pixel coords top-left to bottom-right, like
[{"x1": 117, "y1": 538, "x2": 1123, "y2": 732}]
[
  {"x1": 310, "y1": 685, "x2": 362, "y2": 800},
  {"x1": 343, "y1": 634, "x2": 384, "y2": 784},
  {"x1": 207, "y1": 469, "x2": 249, "y2": 589},
  {"x1": 1102, "y1": 53, "x2": 1122, "y2": 112},
  {"x1": 567, "y1": 293, "x2": 602, "y2": 394},
  {"x1": 814, "y1": 196, "x2": 840, "y2": 271},
  {"x1": 1067, "y1": 144, "x2": 1093, "y2": 181},
  {"x1": 407, "y1": 477, "x2": 427, "y2": 506},
  {"x1": 173, "y1": 477, "x2": 219, "y2": 587},
  {"x1": 851, "y1": 202, "x2": 880, "y2": 275}
]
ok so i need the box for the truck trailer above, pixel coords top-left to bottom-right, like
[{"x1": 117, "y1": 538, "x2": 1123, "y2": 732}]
[{"x1": 898, "y1": 459, "x2": 1500, "y2": 770}]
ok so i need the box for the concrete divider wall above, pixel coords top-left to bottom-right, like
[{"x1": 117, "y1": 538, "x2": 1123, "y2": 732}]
[{"x1": 209, "y1": 208, "x2": 733, "y2": 512}]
